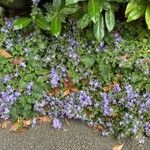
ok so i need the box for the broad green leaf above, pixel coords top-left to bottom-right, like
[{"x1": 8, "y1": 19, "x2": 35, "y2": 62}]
[
  {"x1": 127, "y1": 2, "x2": 146, "y2": 22},
  {"x1": 65, "y1": 0, "x2": 80, "y2": 5},
  {"x1": 145, "y1": 5, "x2": 150, "y2": 29},
  {"x1": 105, "y1": 9, "x2": 115, "y2": 32},
  {"x1": 53, "y1": 0, "x2": 62, "y2": 9},
  {"x1": 125, "y1": 0, "x2": 139, "y2": 17},
  {"x1": 60, "y1": 4, "x2": 79, "y2": 15},
  {"x1": 93, "y1": 14, "x2": 105, "y2": 41},
  {"x1": 13, "y1": 17, "x2": 32, "y2": 30},
  {"x1": 51, "y1": 16, "x2": 62, "y2": 37},
  {"x1": 77, "y1": 14, "x2": 91, "y2": 29},
  {"x1": 81, "y1": 55, "x2": 95, "y2": 68},
  {"x1": 88, "y1": 0, "x2": 100, "y2": 23},
  {"x1": 35, "y1": 17, "x2": 50, "y2": 30}
]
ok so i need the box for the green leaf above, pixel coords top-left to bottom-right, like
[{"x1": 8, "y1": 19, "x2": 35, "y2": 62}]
[
  {"x1": 88, "y1": 0, "x2": 100, "y2": 23},
  {"x1": 65, "y1": 0, "x2": 80, "y2": 5},
  {"x1": 125, "y1": 0, "x2": 139, "y2": 17},
  {"x1": 60, "y1": 4, "x2": 79, "y2": 15},
  {"x1": 81, "y1": 55, "x2": 95, "y2": 68},
  {"x1": 35, "y1": 17, "x2": 50, "y2": 30},
  {"x1": 13, "y1": 17, "x2": 32, "y2": 30},
  {"x1": 105, "y1": 9, "x2": 115, "y2": 32},
  {"x1": 51, "y1": 16, "x2": 62, "y2": 37},
  {"x1": 145, "y1": 5, "x2": 150, "y2": 29},
  {"x1": 53, "y1": 0, "x2": 62, "y2": 9},
  {"x1": 126, "y1": 2, "x2": 146, "y2": 22},
  {"x1": 77, "y1": 14, "x2": 91, "y2": 29},
  {"x1": 93, "y1": 14, "x2": 105, "y2": 41}
]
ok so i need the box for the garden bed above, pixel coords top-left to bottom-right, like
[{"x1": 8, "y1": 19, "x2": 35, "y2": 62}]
[{"x1": 0, "y1": 0, "x2": 150, "y2": 143}]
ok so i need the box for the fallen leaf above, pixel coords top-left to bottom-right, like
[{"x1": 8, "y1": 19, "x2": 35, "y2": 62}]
[
  {"x1": 12, "y1": 57, "x2": 24, "y2": 65},
  {"x1": 112, "y1": 144, "x2": 124, "y2": 150},
  {"x1": 96, "y1": 125, "x2": 104, "y2": 131},
  {"x1": 0, "y1": 49, "x2": 12, "y2": 58},
  {"x1": 9, "y1": 119, "x2": 23, "y2": 132},
  {"x1": 23, "y1": 120, "x2": 32, "y2": 127},
  {"x1": 63, "y1": 77, "x2": 79, "y2": 96},
  {"x1": 9, "y1": 123, "x2": 22, "y2": 132},
  {"x1": 38, "y1": 116, "x2": 52, "y2": 123},
  {"x1": 48, "y1": 87, "x2": 60, "y2": 96},
  {"x1": 103, "y1": 84, "x2": 113, "y2": 92},
  {"x1": 64, "y1": 89, "x2": 70, "y2": 97},
  {"x1": 0, "y1": 120, "x2": 11, "y2": 128}
]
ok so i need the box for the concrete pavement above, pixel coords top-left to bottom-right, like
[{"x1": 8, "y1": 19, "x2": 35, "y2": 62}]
[{"x1": 0, "y1": 120, "x2": 149, "y2": 150}]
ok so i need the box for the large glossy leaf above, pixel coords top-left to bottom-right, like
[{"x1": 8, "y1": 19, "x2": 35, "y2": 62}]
[
  {"x1": 145, "y1": 5, "x2": 150, "y2": 29},
  {"x1": 51, "y1": 16, "x2": 62, "y2": 37},
  {"x1": 93, "y1": 14, "x2": 105, "y2": 41},
  {"x1": 77, "y1": 14, "x2": 91, "y2": 29},
  {"x1": 13, "y1": 17, "x2": 32, "y2": 30},
  {"x1": 60, "y1": 4, "x2": 79, "y2": 15},
  {"x1": 88, "y1": 0, "x2": 100, "y2": 23},
  {"x1": 35, "y1": 17, "x2": 50, "y2": 30},
  {"x1": 105, "y1": 9, "x2": 115, "y2": 32},
  {"x1": 125, "y1": 0, "x2": 139, "y2": 17},
  {"x1": 65, "y1": 0, "x2": 80, "y2": 5},
  {"x1": 127, "y1": 3, "x2": 146, "y2": 22}
]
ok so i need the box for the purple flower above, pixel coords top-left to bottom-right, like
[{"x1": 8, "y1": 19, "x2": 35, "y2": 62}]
[
  {"x1": 113, "y1": 83, "x2": 121, "y2": 92},
  {"x1": 50, "y1": 68, "x2": 60, "y2": 87},
  {"x1": 0, "y1": 86, "x2": 20, "y2": 120},
  {"x1": 79, "y1": 91, "x2": 92, "y2": 107},
  {"x1": 53, "y1": 118, "x2": 62, "y2": 129},
  {"x1": 101, "y1": 92, "x2": 113, "y2": 116},
  {"x1": 2, "y1": 75, "x2": 11, "y2": 84}
]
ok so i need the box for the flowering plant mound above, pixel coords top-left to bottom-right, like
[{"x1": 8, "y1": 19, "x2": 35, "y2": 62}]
[{"x1": 0, "y1": 17, "x2": 150, "y2": 142}]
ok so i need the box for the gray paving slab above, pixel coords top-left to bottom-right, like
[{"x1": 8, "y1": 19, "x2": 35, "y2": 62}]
[{"x1": 0, "y1": 120, "x2": 149, "y2": 150}]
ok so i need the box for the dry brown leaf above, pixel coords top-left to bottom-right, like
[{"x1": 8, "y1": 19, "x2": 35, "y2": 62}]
[
  {"x1": 112, "y1": 144, "x2": 124, "y2": 150},
  {"x1": 48, "y1": 87, "x2": 60, "y2": 96},
  {"x1": 0, "y1": 120, "x2": 11, "y2": 128},
  {"x1": 38, "y1": 116, "x2": 52, "y2": 123},
  {"x1": 103, "y1": 84, "x2": 113, "y2": 92},
  {"x1": 9, "y1": 122, "x2": 22, "y2": 132},
  {"x1": 12, "y1": 57, "x2": 24, "y2": 65},
  {"x1": 96, "y1": 125, "x2": 104, "y2": 131},
  {"x1": 63, "y1": 77, "x2": 79, "y2": 96},
  {"x1": 23, "y1": 120, "x2": 32, "y2": 127},
  {"x1": 0, "y1": 49, "x2": 12, "y2": 58}
]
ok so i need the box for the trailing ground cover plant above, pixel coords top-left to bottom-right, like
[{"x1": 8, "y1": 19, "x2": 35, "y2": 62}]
[{"x1": 0, "y1": 16, "x2": 150, "y2": 142}]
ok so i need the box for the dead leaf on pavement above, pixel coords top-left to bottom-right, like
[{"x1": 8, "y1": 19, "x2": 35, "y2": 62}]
[
  {"x1": 38, "y1": 115, "x2": 52, "y2": 123},
  {"x1": 0, "y1": 120, "x2": 11, "y2": 128},
  {"x1": 96, "y1": 125, "x2": 105, "y2": 131},
  {"x1": 9, "y1": 119, "x2": 23, "y2": 132},
  {"x1": 23, "y1": 119, "x2": 32, "y2": 127},
  {"x1": 0, "y1": 49, "x2": 12, "y2": 58},
  {"x1": 112, "y1": 144, "x2": 124, "y2": 150},
  {"x1": 9, "y1": 122, "x2": 22, "y2": 132}
]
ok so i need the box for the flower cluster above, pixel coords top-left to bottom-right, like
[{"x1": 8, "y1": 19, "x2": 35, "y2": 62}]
[{"x1": 0, "y1": 85, "x2": 20, "y2": 120}]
